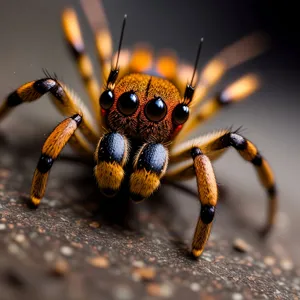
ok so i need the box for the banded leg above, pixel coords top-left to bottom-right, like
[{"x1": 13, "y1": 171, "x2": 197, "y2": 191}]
[
  {"x1": 191, "y1": 32, "x2": 267, "y2": 109},
  {"x1": 80, "y1": 0, "x2": 113, "y2": 81},
  {"x1": 175, "y1": 74, "x2": 259, "y2": 142},
  {"x1": 191, "y1": 148, "x2": 218, "y2": 257},
  {"x1": 0, "y1": 78, "x2": 98, "y2": 148},
  {"x1": 168, "y1": 130, "x2": 277, "y2": 235},
  {"x1": 94, "y1": 132, "x2": 129, "y2": 196},
  {"x1": 130, "y1": 143, "x2": 168, "y2": 202},
  {"x1": 174, "y1": 33, "x2": 267, "y2": 143},
  {"x1": 31, "y1": 114, "x2": 82, "y2": 207},
  {"x1": 62, "y1": 8, "x2": 101, "y2": 118}
]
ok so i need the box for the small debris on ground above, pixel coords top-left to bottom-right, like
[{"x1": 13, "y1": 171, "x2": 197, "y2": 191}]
[
  {"x1": 14, "y1": 234, "x2": 26, "y2": 244},
  {"x1": 190, "y1": 282, "x2": 200, "y2": 292},
  {"x1": 146, "y1": 283, "x2": 173, "y2": 298},
  {"x1": 232, "y1": 292, "x2": 244, "y2": 300},
  {"x1": 60, "y1": 246, "x2": 74, "y2": 257},
  {"x1": 232, "y1": 238, "x2": 252, "y2": 253},
  {"x1": 132, "y1": 260, "x2": 145, "y2": 268},
  {"x1": 132, "y1": 266, "x2": 156, "y2": 281},
  {"x1": 264, "y1": 256, "x2": 276, "y2": 266},
  {"x1": 272, "y1": 267, "x2": 282, "y2": 276},
  {"x1": 51, "y1": 258, "x2": 70, "y2": 277},
  {"x1": 87, "y1": 256, "x2": 110, "y2": 268},
  {"x1": 280, "y1": 258, "x2": 294, "y2": 271},
  {"x1": 89, "y1": 221, "x2": 100, "y2": 229},
  {"x1": 113, "y1": 284, "x2": 134, "y2": 300}
]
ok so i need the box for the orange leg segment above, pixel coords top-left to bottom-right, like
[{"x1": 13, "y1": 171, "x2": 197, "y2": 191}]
[{"x1": 30, "y1": 115, "x2": 82, "y2": 207}]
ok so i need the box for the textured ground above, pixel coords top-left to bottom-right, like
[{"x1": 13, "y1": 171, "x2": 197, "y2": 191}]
[{"x1": 0, "y1": 123, "x2": 299, "y2": 300}]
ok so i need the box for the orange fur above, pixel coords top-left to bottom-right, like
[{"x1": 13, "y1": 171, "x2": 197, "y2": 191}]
[
  {"x1": 17, "y1": 82, "x2": 42, "y2": 101},
  {"x1": 42, "y1": 118, "x2": 78, "y2": 158},
  {"x1": 192, "y1": 221, "x2": 212, "y2": 257},
  {"x1": 108, "y1": 73, "x2": 182, "y2": 142},
  {"x1": 62, "y1": 8, "x2": 84, "y2": 52},
  {"x1": 31, "y1": 170, "x2": 49, "y2": 206},
  {"x1": 29, "y1": 116, "x2": 81, "y2": 206},
  {"x1": 129, "y1": 170, "x2": 160, "y2": 199},
  {"x1": 129, "y1": 46, "x2": 153, "y2": 73},
  {"x1": 257, "y1": 160, "x2": 274, "y2": 188},
  {"x1": 156, "y1": 51, "x2": 178, "y2": 80},
  {"x1": 239, "y1": 141, "x2": 258, "y2": 161},
  {"x1": 194, "y1": 155, "x2": 218, "y2": 206},
  {"x1": 62, "y1": 8, "x2": 101, "y2": 121},
  {"x1": 94, "y1": 162, "x2": 125, "y2": 191}
]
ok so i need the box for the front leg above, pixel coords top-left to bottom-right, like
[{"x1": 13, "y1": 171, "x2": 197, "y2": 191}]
[
  {"x1": 169, "y1": 130, "x2": 277, "y2": 236},
  {"x1": 0, "y1": 77, "x2": 99, "y2": 150},
  {"x1": 129, "y1": 143, "x2": 168, "y2": 202},
  {"x1": 190, "y1": 148, "x2": 218, "y2": 257},
  {"x1": 31, "y1": 114, "x2": 82, "y2": 207}
]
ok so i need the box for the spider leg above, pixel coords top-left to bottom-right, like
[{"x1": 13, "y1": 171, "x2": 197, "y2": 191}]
[
  {"x1": 128, "y1": 47, "x2": 180, "y2": 86},
  {"x1": 169, "y1": 130, "x2": 228, "y2": 164},
  {"x1": 175, "y1": 74, "x2": 259, "y2": 143},
  {"x1": 80, "y1": 1, "x2": 150, "y2": 86},
  {"x1": 62, "y1": 8, "x2": 101, "y2": 119},
  {"x1": 94, "y1": 132, "x2": 129, "y2": 197},
  {"x1": 80, "y1": 0, "x2": 113, "y2": 81},
  {"x1": 129, "y1": 143, "x2": 168, "y2": 202},
  {"x1": 190, "y1": 32, "x2": 267, "y2": 109},
  {"x1": 167, "y1": 129, "x2": 277, "y2": 236},
  {"x1": 31, "y1": 114, "x2": 82, "y2": 207},
  {"x1": 190, "y1": 148, "x2": 217, "y2": 257},
  {"x1": 174, "y1": 33, "x2": 267, "y2": 143},
  {"x1": 0, "y1": 78, "x2": 97, "y2": 154}
]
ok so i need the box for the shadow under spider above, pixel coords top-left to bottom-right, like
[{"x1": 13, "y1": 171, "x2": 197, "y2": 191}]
[
  {"x1": 53, "y1": 155, "x2": 258, "y2": 250},
  {"x1": 56, "y1": 156, "x2": 244, "y2": 257},
  {"x1": 63, "y1": 170, "x2": 139, "y2": 231}
]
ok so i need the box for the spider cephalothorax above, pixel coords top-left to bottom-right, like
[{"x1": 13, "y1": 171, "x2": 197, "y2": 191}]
[
  {"x1": 0, "y1": 1, "x2": 277, "y2": 258},
  {"x1": 101, "y1": 73, "x2": 187, "y2": 143}
]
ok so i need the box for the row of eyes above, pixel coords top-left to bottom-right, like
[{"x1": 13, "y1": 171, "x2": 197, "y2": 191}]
[{"x1": 99, "y1": 90, "x2": 189, "y2": 125}]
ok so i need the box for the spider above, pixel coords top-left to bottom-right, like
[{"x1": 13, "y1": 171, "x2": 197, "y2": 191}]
[{"x1": 0, "y1": 1, "x2": 277, "y2": 258}]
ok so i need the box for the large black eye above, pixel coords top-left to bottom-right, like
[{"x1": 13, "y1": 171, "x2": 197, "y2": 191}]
[
  {"x1": 117, "y1": 91, "x2": 139, "y2": 116},
  {"x1": 144, "y1": 97, "x2": 167, "y2": 122},
  {"x1": 100, "y1": 90, "x2": 114, "y2": 110},
  {"x1": 172, "y1": 104, "x2": 189, "y2": 125}
]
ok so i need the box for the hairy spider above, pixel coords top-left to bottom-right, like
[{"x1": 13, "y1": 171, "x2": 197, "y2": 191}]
[{"x1": 0, "y1": 1, "x2": 276, "y2": 257}]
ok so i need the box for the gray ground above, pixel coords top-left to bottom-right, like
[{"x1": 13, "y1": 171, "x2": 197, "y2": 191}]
[
  {"x1": 0, "y1": 128, "x2": 299, "y2": 300},
  {"x1": 0, "y1": 0, "x2": 300, "y2": 299}
]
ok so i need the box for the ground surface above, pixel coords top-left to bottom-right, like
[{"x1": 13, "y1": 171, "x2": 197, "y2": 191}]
[{"x1": 0, "y1": 124, "x2": 299, "y2": 300}]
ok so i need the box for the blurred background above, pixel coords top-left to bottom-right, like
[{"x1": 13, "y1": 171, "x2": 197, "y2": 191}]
[{"x1": 0, "y1": 0, "x2": 299, "y2": 265}]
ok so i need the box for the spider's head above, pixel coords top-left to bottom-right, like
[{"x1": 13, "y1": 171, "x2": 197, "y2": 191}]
[{"x1": 99, "y1": 73, "x2": 190, "y2": 143}]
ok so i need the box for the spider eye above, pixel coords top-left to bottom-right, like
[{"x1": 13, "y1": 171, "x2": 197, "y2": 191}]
[
  {"x1": 144, "y1": 97, "x2": 167, "y2": 122},
  {"x1": 172, "y1": 104, "x2": 189, "y2": 125},
  {"x1": 117, "y1": 91, "x2": 139, "y2": 116},
  {"x1": 99, "y1": 90, "x2": 114, "y2": 110}
]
